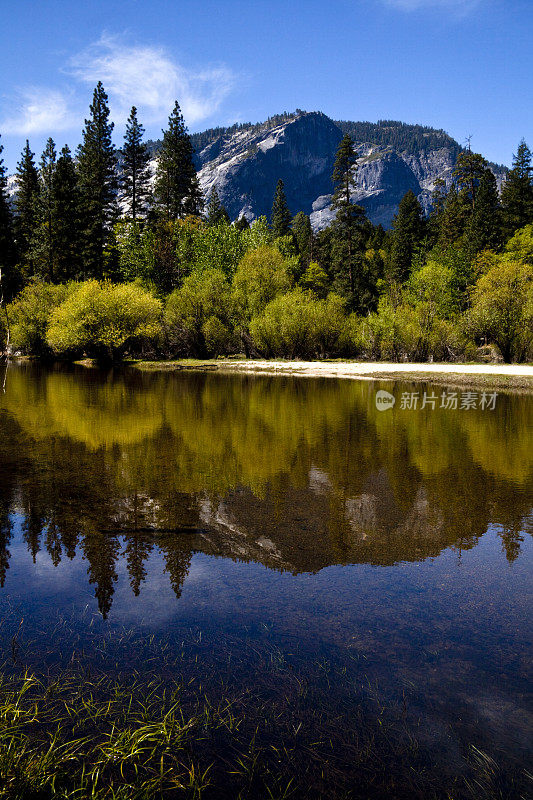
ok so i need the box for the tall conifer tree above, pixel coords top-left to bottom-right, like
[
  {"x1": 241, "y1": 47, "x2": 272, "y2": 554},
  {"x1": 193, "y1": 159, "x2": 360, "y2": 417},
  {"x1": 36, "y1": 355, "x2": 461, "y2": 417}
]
[
  {"x1": 206, "y1": 187, "x2": 229, "y2": 225},
  {"x1": 14, "y1": 140, "x2": 40, "y2": 275},
  {"x1": 465, "y1": 169, "x2": 502, "y2": 254},
  {"x1": 438, "y1": 184, "x2": 467, "y2": 247},
  {"x1": 452, "y1": 149, "x2": 488, "y2": 211},
  {"x1": 271, "y1": 179, "x2": 292, "y2": 237},
  {"x1": 121, "y1": 106, "x2": 151, "y2": 221},
  {"x1": 154, "y1": 101, "x2": 202, "y2": 219},
  {"x1": 501, "y1": 139, "x2": 533, "y2": 235},
  {"x1": 37, "y1": 138, "x2": 56, "y2": 280},
  {"x1": 390, "y1": 190, "x2": 425, "y2": 283},
  {"x1": 292, "y1": 211, "x2": 313, "y2": 266},
  {"x1": 0, "y1": 135, "x2": 17, "y2": 297},
  {"x1": 331, "y1": 134, "x2": 366, "y2": 300},
  {"x1": 52, "y1": 146, "x2": 83, "y2": 282},
  {"x1": 77, "y1": 82, "x2": 118, "y2": 277}
]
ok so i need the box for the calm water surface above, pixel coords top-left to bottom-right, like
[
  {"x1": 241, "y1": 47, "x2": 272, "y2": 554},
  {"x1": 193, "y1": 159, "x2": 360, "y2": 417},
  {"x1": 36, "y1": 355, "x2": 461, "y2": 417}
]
[{"x1": 0, "y1": 362, "x2": 531, "y2": 793}]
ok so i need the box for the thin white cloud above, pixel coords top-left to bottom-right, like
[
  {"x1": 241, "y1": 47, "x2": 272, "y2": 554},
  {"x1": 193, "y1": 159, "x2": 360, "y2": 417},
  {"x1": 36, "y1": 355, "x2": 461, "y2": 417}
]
[
  {"x1": 1, "y1": 87, "x2": 76, "y2": 135},
  {"x1": 0, "y1": 34, "x2": 236, "y2": 138},
  {"x1": 383, "y1": 0, "x2": 481, "y2": 11},
  {"x1": 69, "y1": 34, "x2": 236, "y2": 127}
]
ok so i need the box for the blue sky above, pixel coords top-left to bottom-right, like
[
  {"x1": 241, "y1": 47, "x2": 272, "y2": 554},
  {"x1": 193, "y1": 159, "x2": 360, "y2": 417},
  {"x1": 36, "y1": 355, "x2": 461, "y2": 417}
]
[{"x1": 1, "y1": 0, "x2": 532, "y2": 170}]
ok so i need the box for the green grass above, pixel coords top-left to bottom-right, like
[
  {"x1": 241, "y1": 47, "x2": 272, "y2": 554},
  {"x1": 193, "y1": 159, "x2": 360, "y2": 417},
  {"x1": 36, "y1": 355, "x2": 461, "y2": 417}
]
[
  {"x1": 0, "y1": 607, "x2": 529, "y2": 799},
  {"x1": 0, "y1": 662, "x2": 530, "y2": 800}
]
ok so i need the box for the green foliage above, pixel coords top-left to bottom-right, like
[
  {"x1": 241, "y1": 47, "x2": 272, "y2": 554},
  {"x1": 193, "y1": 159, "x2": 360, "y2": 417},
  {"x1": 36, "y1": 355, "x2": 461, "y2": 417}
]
[
  {"x1": 501, "y1": 139, "x2": 533, "y2": 236},
  {"x1": 358, "y1": 295, "x2": 469, "y2": 362},
  {"x1": 465, "y1": 169, "x2": 502, "y2": 255},
  {"x1": 0, "y1": 135, "x2": 17, "y2": 298},
  {"x1": 47, "y1": 280, "x2": 162, "y2": 362},
  {"x1": 300, "y1": 261, "x2": 330, "y2": 298},
  {"x1": 426, "y1": 244, "x2": 478, "y2": 311},
  {"x1": 468, "y1": 259, "x2": 533, "y2": 362},
  {"x1": 242, "y1": 215, "x2": 272, "y2": 249},
  {"x1": 453, "y1": 150, "x2": 489, "y2": 211},
  {"x1": 8, "y1": 280, "x2": 71, "y2": 356},
  {"x1": 14, "y1": 140, "x2": 40, "y2": 276},
  {"x1": 271, "y1": 178, "x2": 292, "y2": 238},
  {"x1": 407, "y1": 260, "x2": 456, "y2": 318},
  {"x1": 76, "y1": 82, "x2": 118, "y2": 278},
  {"x1": 250, "y1": 288, "x2": 347, "y2": 358},
  {"x1": 121, "y1": 106, "x2": 151, "y2": 221},
  {"x1": 331, "y1": 134, "x2": 368, "y2": 303},
  {"x1": 177, "y1": 219, "x2": 247, "y2": 277},
  {"x1": 206, "y1": 186, "x2": 230, "y2": 226},
  {"x1": 232, "y1": 245, "x2": 294, "y2": 323},
  {"x1": 389, "y1": 190, "x2": 425, "y2": 284},
  {"x1": 154, "y1": 101, "x2": 203, "y2": 219},
  {"x1": 292, "y1": 211, "x2": 313, "y2": 266},
  {"x1": 51, "y1": 145, "x2": 83, "y2": 282},
  {"x1": 33, "y1": 137, "x2": 56, "y2": 281},
  {"x1": 164, "y1": 269, "x2": 235, "y2": 357},
  {"x1": 438, "y1": 184, "x2": 467, "y2": 247},
  {"x1": 115, "y1": 220, "x2": 157, "y2": 284},
  {"x1": 504, "y1": 223, "x2": 533, "y2": 264},
  {"x1": 336, "y1": 119, "x2": 461, "y2": 156}
]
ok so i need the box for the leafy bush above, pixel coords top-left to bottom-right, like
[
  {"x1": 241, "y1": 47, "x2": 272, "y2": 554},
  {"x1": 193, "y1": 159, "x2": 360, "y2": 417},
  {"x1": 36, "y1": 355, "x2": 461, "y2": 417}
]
[
  {"x1": 299, "y1": 261, "x2": 330, "y2": 298},
  {"x1": 250, "y1": 289, "x2": 347, "y2": 359},
  {"x1": 357, "y1": 296, "x2": 472, "y2": 362},
  {"x1": 468, "y1": 259, "x2": 533, "y2": 362},
  {"x1": 8, "y1": 281, "x2": 72, "y2": 356},
  {"x1": 504, "y1": 223, "x2": 533, "y2": 264},
  {"x1": 47, "y1": 281, "x2": 162, "y2": 362},
  {"x1": 232, "y1": 246, "x2": 294, "y2": 324},
  {"x1": 164, "y1": 269, "x2": 236, "y2": 357}
]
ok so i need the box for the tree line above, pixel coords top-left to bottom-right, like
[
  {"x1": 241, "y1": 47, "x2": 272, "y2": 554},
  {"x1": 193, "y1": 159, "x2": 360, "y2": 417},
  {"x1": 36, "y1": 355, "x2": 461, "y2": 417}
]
[{"x1": 1, "y1": 82, "x2": 532, "y2": 363}]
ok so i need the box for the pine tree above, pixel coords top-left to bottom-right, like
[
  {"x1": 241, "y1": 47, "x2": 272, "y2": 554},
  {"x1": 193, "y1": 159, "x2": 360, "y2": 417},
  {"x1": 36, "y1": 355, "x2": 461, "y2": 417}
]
[
  {"x1": 292, "y1": 211, "x2": 313, "y2": 266},
  {"x1": 389, "y1": 190, "x2": 425, "y2": 283},
  {"x1": 501, "y1": 139, "x2": 533, "y2": 236},
  {"x1": 52, "y1": 146, "x2": 83, "y2": 282},
  {"x1": 14, "y1": 140, "x2": 40, "y2": 275},
  {"x1": 77, "y1": 82, "x2": 118, "y2": 278},
  {"x1": 206, "y1": 186, "x2": 229, "y2": 225},
  {"x1": 428, "y1": 178, "x2": 447, "y2": 244},
  {"x1": 183, "y1": 173, "x2": 204, "y2": 217},
  {"x1": 235, "y1": 216, "x2": 250, "y2": 231},
  {"x1": 452, "y1": 149, "x2": 488, "y2": 211},
  {"x1": 121, "y1": 106, "x2": 151, "y2": 221},
  {"x1": 331, "y1": 133, "x2": 366, "y2": 300},
  {"x1": 36, "y1": 138, "x2": 56, "y2": 280},
  {"x1": 438, "y1": 184, "x2": 467, "y2": 247},
  {"x1": 154, "y1": 101, "x2": 202, "y2": 219},
  {"x1": 271, "y1": 179, "x2": 292, "y2": 237},
  {"x1": 465, "y1": 169, "x2": 502, "y2": 254},
  {"x1": 0, "y1": 134, "x2": 17, "y2": 298},
  {"x1": 367, "y1": 224, "x2": 386, "y2": 251}
]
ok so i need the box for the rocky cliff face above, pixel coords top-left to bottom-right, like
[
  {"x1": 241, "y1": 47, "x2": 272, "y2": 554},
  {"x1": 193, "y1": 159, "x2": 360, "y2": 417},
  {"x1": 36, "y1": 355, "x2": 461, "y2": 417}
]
[
  {"x1": 195, "y1": 112, "x2": 344, "y2": 227},
  {"x1": 193, "y1": 111, "x2": 504, "y2": 230},
  {"x1": 6, "y1": 111, "x2": 505, "y2": 230}
]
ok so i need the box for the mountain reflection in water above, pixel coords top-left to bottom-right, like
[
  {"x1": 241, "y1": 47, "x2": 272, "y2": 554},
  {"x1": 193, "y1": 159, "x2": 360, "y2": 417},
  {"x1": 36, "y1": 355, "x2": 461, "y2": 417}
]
[{"x1": 0, "y1": 363, "x2": 531, "y2": 619}]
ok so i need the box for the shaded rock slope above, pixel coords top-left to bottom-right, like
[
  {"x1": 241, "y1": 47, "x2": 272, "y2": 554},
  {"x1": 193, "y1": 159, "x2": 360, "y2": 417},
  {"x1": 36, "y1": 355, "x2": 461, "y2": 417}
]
[{"x1": 188, "y1": 111, "x2": 506, "y2": 229}]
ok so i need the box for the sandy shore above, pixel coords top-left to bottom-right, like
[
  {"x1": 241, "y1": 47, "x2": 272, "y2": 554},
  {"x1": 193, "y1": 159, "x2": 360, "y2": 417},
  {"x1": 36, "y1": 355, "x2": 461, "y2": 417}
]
[{"x1": 133, "y1": 359, "x2": 533, "y2": 389}]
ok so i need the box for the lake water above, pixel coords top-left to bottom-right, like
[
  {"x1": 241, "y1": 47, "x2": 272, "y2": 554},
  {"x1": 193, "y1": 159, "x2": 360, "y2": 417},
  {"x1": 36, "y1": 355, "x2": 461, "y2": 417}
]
[{"x1": 0, "y1": 362, "x2": 531, "y2": 797}]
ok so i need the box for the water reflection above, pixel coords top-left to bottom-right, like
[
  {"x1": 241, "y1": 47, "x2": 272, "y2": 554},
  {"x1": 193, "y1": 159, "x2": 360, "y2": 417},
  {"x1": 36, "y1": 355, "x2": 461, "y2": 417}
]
[{"x1": 0, "y1": 363, "x2": 531, "y2": 618}]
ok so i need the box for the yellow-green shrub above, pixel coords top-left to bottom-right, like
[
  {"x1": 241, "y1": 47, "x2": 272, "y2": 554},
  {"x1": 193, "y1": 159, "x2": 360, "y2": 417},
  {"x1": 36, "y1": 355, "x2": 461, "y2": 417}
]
[
  {"x1": 8, "y1": 281, "x2": 72, "y2": 356},
  {"x1": 47, "y1": 280, "x2": 162, "y2": 362}
]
